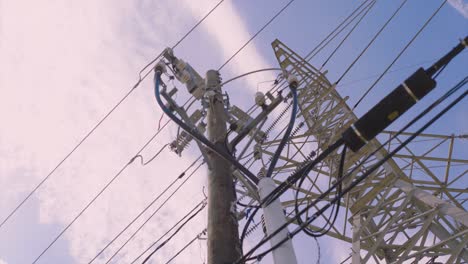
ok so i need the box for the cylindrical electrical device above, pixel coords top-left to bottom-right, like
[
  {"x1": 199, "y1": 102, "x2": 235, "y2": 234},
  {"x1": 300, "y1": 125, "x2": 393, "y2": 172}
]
[
  {"x1": 258, "y1": 177, "x2": 298, "y2": 264},
  {"x1": 342, "y1": 68, "x2": 436, "y2": 152}
]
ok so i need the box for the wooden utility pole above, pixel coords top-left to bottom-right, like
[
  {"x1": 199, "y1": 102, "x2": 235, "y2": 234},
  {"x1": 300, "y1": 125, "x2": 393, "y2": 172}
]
[{"x1": 205, "y1": 70, "x2": 242, "y2": 264}]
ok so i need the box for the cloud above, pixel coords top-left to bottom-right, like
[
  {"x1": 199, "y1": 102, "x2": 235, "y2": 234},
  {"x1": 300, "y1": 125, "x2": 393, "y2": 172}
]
[
  {"x1": 448, "y1": 0, "x2": 468, "y2": 18},
  {"x1": 0, "y1": 0, "x2": 276, "y2": 263},
  {"x1": 0, "y1": 258, "x2": 7, "y2": 264},
  {"x1": 181, "y1": 0, "x2": 277, "y2": 90}
]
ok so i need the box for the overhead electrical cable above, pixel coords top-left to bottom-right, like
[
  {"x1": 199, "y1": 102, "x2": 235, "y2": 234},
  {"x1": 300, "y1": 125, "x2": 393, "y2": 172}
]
[
  {"x1": 294, "y1": 145, "x2": 347, "y2": 237},
  {"x1": 352, "y1": 0, "x2": 448, "y2": 108},
  {"x1": 320, "y1": 0, "x2": 376, "y2": 69},
  {"x1": 130, "y1": 200, "x2": 207, "y2": 264},
  {"x1": 87, "y1": 156, "x2": 202, "y2": 263},
  {"x1": 130, "y1": 144, "x2": 169, "y2": 166},
  {"x1": 163, "y1": 229, "x2": 207, "y2": 264},
  {"x1": 134, "y1": 0, "x2": 227, "y2": 88},
  {"x1": 103, "y1": 161, "x2": 205, "y2": 264},
  {"x1": 220, "y1": 68, "x2": 282, "y2": 87},
  {"x1": 218, "y1": 0, "x2": 296, "y2": 71},
  {"x1": 335, "y1": 0, "x2": 410, "y2": 85},
  {"x1": 141, "y1": 201, "x2": 207, "y2": 264},
  {"x1": 304, "y1": 0, "x2": 373, "y2": 61},
  {"x1": 236, "y1": 77, "x2": 467, "y2": 263},
  {"x1": 0, "y1": 0, "x2": 227, "y2": 233},
  {"x1": 0, "y1": 83, "x2": 139, "y2": 232},
  {"x1": 31, "y1": 124, "x2": 172, "y2": 264}
]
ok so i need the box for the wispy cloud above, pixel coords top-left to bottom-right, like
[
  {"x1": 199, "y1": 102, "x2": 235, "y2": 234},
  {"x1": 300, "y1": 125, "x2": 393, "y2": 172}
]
[
  {"x1": 0, "y1": 0, "x2": 275, "y2": 263},
  {"x1": 448, "y1": 0, "x2": 468, "y2": 18}
]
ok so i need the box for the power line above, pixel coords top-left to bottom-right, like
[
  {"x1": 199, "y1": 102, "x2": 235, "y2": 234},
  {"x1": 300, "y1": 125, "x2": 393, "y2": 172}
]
[
  {"x1": 0, "y1": 0, "x2": 227, "y2": 233},
  {"x1": 304, "y1": 0, "x2": 374, "y2": 61},
  {"x1": 164, "y1": 229, "x2": 207, "y2": 264},
  {"x1": 87, "y1": 156, "x2": 202, "y2": 263},
  {"x1": 0, "y1": 86, "x2": 138, "y2": 231},
  {"x1": 320, "y1": 0, "x2": 376, "y2": 69},
  {"x1": 218, "y1": 0, "x2": 296, "y2": 71},
  {"x1": 130, "y1": 199, "x2": 207, "y2": 264},
  {"x1": 132, "y1": 0, "x2": 227, "y2": 92},
  {"x1": 103, "y1": 161, "x2": 205, "y2": 264},
  {"x1": 31, "y1": 126, "x2": 170, "y2": 264},
  {"x1": 352, "y1": 0, "x2": 448, "y2": 108},
  {"x1": 336, "y1": 0, "x2": 410, "y2": 85},
  {"x1": 130, "y1": 144, "x2": 169, "y2": 166},
  {"x1": 141, "y1": 200, "x2": 207, "y2": 264}
]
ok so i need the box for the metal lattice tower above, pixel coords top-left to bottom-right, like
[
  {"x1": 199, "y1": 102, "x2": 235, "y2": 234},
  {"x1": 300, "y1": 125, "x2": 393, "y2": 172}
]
[{"x1": 232, "y1": 39, "x2": 467, "y2": 263}]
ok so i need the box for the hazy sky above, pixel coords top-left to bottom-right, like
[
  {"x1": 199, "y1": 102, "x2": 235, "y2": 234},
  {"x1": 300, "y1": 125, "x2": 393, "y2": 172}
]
[{"x1": 1, "y1": 0, "x2": 467, "y2": 263}]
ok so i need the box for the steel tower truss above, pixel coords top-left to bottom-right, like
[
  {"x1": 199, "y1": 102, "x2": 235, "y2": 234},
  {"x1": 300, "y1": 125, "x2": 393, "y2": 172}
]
[{"x1": 233, "y1": 39, "x2": 467, "y2": 263}]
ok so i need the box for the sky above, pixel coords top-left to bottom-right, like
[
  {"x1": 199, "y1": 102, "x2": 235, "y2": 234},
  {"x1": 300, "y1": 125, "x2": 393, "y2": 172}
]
[{"x1": 0, "y1": 0, "x2": 467, "y2": 264}]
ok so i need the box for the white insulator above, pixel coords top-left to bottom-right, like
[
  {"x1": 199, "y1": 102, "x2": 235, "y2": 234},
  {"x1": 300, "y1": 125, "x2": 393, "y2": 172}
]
[
  {"x1": 175, "y1": 59, "x2": 187, "y2": 71},
  {"x1": 179, "y1": 69, "x2": 191, "y2": 84},
  {"x1": 155, "y1": 60, "x2": 166, "y2": 74},
  {"x1": 287, "y1": 74, "x2": 299, "y2": 88},
  {"x1": 255, "y1": 92, "x2": 266, "y2": 106}
]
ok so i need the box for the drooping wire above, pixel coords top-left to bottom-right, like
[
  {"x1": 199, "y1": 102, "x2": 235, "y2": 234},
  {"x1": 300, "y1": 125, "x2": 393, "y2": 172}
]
[
  {"x1": 220, "y1": 68, "x2": 282, "y2": 87},
  {"x1": 141, "y1": 201, "x2": 207, "y2": 264},
  {"x1": 239, "y1": 139, "x2": 344, "y2": 251},
  {"x1": 218, "y1": 0, "x2": 296, "y2": 71},
  {"x1": 236, "y1": 76, "x2": 467, "y2": 263},
  {"x1": 87, "y1": 156, "x2": 202, "y2": 263},
  {"x1": 130, "y1": 144, "x2": 169, "y2": 166},
  {"x1": 0, "y1": 0, "x2": 227, "y2": 233},
  {"x1": 352, "y1": 0, "x2": 448, "y2": 108},
  {"x1": 163, "y1": 229, "x2": 207, "y2": 264},
  {"x1": 294, "y1": 145, "x2": 347, "y2": 237},
  {"x1": 104, "y1": 161, "x2": 205, "y2": 264},
  {"x1": 31, "y1": 124, "x2": 171, "y2": 264}
]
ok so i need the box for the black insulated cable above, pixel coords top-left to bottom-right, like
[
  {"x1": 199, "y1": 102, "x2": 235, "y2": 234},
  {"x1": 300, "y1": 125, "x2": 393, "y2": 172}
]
[
  {"x1": 294, "y1": 145, "x2": 347, "y2": 237},
  {"x1": 141, "y1": 201, "x2": 207, "y2": 264},
  {"x1": 265, "y1": 85, "x2": 298, "y2": 178},
  {"x1": 130, "y1": 200, "x2": 206, "y2": 264},
  {"x1": 154, "y1": 70, "x2": 259, "y2": 185}
]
